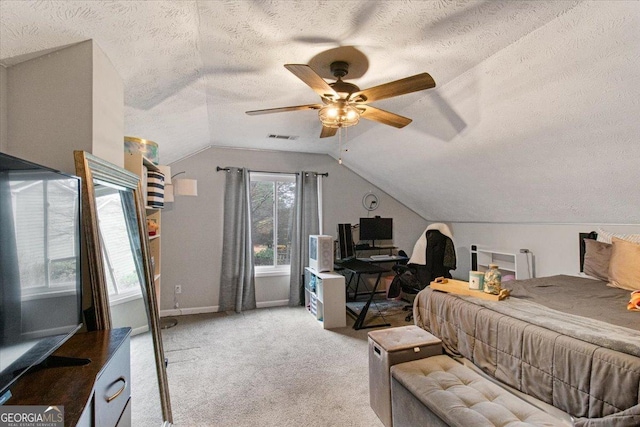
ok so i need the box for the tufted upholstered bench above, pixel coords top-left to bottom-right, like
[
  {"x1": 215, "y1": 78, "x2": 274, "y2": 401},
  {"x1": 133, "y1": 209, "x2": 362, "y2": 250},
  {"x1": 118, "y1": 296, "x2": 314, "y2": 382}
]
[{"x1": 391, "y1": 355, "x2": 565, "y2": 427}]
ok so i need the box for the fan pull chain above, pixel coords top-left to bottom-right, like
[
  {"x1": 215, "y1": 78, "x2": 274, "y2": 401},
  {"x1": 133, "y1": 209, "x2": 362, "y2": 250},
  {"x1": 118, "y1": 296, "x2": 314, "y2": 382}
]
[{"x1": 338, "y1": 127, "x2": 343, "y2": 164}]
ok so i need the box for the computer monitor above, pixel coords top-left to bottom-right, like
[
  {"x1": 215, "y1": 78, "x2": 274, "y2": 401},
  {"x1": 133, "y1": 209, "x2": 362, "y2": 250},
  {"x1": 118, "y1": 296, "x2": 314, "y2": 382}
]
[
  {"x1": 337, "y1": 224, "x2": 355, "y2": 260},
  {"x1": 359, "y1": 217, "x2": 393, "y2": 246}
]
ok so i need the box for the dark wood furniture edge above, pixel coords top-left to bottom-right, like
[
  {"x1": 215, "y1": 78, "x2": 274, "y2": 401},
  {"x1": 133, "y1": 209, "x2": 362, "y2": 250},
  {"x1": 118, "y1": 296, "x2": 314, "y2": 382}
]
[{"x1": 7, "y1": 328, "x2": 131, "y2": 426}]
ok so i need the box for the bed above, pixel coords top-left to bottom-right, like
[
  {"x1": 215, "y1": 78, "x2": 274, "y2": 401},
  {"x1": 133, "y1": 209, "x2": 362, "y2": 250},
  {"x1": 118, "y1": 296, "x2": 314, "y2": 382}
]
[{"x1": 413, "y1": 232, "x2": 640, "y2": 426}]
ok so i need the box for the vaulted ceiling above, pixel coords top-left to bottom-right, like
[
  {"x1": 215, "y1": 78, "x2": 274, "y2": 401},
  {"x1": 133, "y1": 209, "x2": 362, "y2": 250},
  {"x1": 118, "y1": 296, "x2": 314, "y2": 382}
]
[{"x1": 1, "y1": 1, "x2": 639, "y2": 223}]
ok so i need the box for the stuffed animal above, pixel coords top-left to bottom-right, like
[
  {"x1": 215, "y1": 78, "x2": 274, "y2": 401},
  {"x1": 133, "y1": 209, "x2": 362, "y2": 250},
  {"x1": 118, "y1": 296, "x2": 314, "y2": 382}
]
[
  {"x1": 627, "y1": 290, "x2": 640, "y2": 311},
  {"x1": 147, "y1": 219, "x2": 159, "y2": 236}
]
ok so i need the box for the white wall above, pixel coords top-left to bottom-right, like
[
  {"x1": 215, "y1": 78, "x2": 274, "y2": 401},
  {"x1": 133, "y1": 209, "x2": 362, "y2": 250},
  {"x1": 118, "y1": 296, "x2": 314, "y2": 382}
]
[
  {"x1": 4, "y1": 40, "x2": 123, "y2": 174},
  {"x1": 160, "y1": 146, "x2": 428, "y2": 314},
  {"x1": 92, "y1": 43, "x2": 124, "y2": 168},
  {"x1": 449, "y1": 223, "x2": 640, "y2": 281},
  {"x1": 5, "y1": 41, "x2": 92, "y2": 174},
  {"x1": 342, "y1": 2, "x2": 640, "y2": 224}
]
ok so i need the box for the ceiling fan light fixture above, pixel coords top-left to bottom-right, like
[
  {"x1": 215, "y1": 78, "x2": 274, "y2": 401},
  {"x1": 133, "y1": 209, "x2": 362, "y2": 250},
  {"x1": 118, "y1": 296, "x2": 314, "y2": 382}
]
[
  {"x1": 319, "y1": 102, "x2": 360, "y2": 128},
  {"x1": 246, "y1": 63, "x2": 436, "y2": 137},
  {"x1": 325, "y1": 106, "x2": 339, "y2": 118}
]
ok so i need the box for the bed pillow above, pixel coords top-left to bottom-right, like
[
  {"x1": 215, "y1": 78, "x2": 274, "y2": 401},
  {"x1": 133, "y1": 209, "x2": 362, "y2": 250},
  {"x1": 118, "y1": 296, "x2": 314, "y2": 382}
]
[
  {"x1": 583, "y1": 239, "x2": 612, "y2": 281},
  {"x1": 607, "y1": 237, "x2": 640, "y2": 291},
  {"x1": 596, "y1": 228, "x2": 640, "y2": 244}
]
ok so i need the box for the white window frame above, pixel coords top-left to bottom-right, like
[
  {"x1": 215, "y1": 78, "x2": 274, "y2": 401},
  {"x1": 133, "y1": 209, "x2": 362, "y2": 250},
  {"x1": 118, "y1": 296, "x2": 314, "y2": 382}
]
[{"x1": 250, "y1": 172, "x2": 296, "y2": 277}]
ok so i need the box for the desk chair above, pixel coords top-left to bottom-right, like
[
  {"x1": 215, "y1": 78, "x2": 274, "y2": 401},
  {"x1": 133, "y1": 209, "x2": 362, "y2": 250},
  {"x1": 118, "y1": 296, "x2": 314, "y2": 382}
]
[{"x1": 392, "y1": 228, "x2": 456, "y2": 321}]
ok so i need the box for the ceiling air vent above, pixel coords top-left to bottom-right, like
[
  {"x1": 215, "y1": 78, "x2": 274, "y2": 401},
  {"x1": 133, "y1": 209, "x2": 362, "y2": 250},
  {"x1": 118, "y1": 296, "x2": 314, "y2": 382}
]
[{"x1": 267, "y1": 134, "x2": 299, "y2": 141}]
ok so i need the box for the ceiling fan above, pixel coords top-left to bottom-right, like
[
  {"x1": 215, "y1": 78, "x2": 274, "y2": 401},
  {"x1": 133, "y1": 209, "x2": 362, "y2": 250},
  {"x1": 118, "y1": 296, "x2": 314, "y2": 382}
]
[{"x1": 245, "y1": 61, "x2": 436, "y2": 138}]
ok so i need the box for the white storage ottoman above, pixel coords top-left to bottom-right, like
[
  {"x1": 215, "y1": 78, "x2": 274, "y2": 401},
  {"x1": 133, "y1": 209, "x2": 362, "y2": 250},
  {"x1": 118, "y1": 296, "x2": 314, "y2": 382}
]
[{"x1": 368, "y1": 325, "x2": 442, "y2": 427}]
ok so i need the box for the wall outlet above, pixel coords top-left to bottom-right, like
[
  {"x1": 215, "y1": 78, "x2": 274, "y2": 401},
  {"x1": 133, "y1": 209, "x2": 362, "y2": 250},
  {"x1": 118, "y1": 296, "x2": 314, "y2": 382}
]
[{"x1": 175, "y1": 285, "x2": 182, "y2": 294}]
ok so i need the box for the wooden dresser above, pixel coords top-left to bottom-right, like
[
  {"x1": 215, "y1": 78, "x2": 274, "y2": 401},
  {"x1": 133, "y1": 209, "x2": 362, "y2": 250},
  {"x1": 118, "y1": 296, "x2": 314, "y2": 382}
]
[{"x1": 7, "y1": 328, "x2": 132, "y2": 427}]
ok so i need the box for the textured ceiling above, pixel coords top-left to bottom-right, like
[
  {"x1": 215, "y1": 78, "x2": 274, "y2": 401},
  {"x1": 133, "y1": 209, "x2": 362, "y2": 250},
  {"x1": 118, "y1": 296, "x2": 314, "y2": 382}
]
[{"x1": 2, "y1": 1, "x2": 639, "y2": 223}]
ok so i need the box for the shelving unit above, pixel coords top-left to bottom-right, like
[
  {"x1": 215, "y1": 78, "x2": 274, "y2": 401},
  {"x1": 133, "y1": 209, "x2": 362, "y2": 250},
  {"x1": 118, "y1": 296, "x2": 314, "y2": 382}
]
[
  {"x1": 125, "y1": 152, "x2": 164, "y2": 311},
  {"x1": 304, "y1": 267, "x2": 346, "y2": 329},
  {"x1": 471, "y1": 245, "x2": 533, "y2": 280}
]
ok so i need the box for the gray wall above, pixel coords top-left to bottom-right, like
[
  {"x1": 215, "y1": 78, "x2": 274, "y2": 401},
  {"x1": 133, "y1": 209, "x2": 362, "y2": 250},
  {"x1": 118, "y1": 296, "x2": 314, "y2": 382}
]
[
  {"x1": 3, "y1": 40, "x2": 123, "y2": 174},
  {"x1": 450, "y1": 223, "x2": 640, "y2": 281},
  {"x1": 110, "y1": 297, "x2": 149, "y2": 335},
  {"x1": 160, "y1": 146, "x2": 429, "y2": 313},
  {"x1": 91, "y1": 43, "x2": 124, "y2": 168},
  {"x1": 1, "y1": 40, "x2": 126, "y2": 322},
  {"x1": 22, "y1": 295, "x2": 79, "y2": 336}
]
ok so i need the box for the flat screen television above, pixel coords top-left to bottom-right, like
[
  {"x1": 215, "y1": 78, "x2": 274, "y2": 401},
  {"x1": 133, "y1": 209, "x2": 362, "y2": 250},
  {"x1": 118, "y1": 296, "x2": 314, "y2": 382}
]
[
  {"x1": 0, "y1": 152, "x2": 83, "y2": 400},
  {"x1": 359, "y1": 217, "x2": 393, "y2": 246}
]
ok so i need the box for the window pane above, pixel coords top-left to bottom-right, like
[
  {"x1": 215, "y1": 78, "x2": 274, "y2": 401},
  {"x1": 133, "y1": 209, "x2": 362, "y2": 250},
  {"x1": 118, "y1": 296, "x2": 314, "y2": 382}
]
[
  {"x1": 47, "y1": 180, "x2": 78, "y2": 287},
  {"x1": 96, "y1": 189, "x2": 142, "y2": 297},
  {"x1": 250, "y1": 181, "x2": 275, "y2": 266},
  {"x1": 276, "y1": 181, "x2": 295, "y2": 266},
  {"x1": 13, "y1": 181, "x2": 46, "y2": 289}
]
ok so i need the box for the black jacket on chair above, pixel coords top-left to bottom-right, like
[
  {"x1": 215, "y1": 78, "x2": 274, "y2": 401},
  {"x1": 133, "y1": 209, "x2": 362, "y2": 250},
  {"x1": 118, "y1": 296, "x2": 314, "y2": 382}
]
[{"x1": 389, "y1": 229, "x2": 456, "y2": 297}]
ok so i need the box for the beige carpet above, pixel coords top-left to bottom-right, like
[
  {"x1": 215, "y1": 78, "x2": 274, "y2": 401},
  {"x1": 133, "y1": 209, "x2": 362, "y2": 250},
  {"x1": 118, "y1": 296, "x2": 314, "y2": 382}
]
[
  {"x1": 130, "y1": 331, "x2": 166, "y2": 426},
  {"x1": 157, "y1": 301, "x2": 411, "y2": 426}
]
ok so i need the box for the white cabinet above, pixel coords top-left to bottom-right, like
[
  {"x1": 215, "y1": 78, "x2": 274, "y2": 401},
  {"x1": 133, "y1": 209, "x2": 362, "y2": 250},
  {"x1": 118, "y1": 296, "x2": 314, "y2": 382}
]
[
  {"x1": 304, "y1": 267, "x2": 346, "y2": 329},
  {"x1": 471, "y1": 245, "x2": 533, "y2": 279}
]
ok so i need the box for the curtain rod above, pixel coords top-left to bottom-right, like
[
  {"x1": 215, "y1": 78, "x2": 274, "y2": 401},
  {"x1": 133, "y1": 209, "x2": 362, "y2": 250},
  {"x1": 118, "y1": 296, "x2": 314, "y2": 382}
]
[{"x1": 216, "y1": 166, "x2": 328, "y2": 177}]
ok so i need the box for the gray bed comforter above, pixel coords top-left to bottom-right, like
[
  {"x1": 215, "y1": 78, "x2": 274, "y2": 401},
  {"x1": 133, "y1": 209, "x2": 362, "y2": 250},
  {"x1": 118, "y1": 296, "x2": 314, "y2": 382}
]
[
  {"x1": 505, "y1": 275, "x2": 639, "y2": 331},
  {"x1": 414, "y1": 276, "x2": 640, "y2": 427}
]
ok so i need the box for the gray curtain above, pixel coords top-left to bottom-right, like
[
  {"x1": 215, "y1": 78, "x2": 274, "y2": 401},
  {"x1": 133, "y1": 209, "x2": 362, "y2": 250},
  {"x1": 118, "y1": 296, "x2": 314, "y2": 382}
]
[
  {"x1": 219, "y1": 168, "x2": 256, "y2": 313},
  {"x1": 289, "y1": 172, "x2": 320, "y2": 306}
]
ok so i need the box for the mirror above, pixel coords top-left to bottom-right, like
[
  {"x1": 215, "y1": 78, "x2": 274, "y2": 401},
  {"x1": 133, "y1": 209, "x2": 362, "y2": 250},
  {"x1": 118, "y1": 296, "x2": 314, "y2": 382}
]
[{"x1": 74, "y1": 151, "x2": 172, "y2": 425}]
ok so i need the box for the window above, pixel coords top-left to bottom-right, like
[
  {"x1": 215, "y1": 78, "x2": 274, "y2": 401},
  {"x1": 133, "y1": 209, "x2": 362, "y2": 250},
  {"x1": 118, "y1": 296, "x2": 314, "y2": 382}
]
[
  {"x1": 250, "y1": 173, "x2": 296, "y2": 274},
  {"x1": 94, "y1": 186, "x2": 143, "y2": 303},
  {"x1": 11, "y1": 178, "x2": 79, "y2": 296}
]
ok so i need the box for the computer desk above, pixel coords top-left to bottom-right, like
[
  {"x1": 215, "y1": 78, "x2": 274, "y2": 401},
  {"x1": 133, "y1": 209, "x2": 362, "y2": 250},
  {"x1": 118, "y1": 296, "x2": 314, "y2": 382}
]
[
  {"x1": 359, "y1": 255, "x2": 409, "y2": 264},
  {"x1": 353, "y1": 256, "x2": 409, "y2": 297},
  {"x1": 334, "y1": 258, "x2": 391, "y2": 330},
  {"x1": 346, "y1": 256, "x2": 409, "y2": 297}
]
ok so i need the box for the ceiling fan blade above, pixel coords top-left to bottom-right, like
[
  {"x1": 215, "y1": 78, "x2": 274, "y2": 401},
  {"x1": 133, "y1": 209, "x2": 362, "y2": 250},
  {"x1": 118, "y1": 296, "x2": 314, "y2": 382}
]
[
  {"x1": 284, "y1": 64, "x2": 339, "y2": 100},
  {"x1": 246, "y1": 104, "x2": 323, "y2": 116},
  {"x1": 350, "y1": 73, "x2": 436, "y2": 103},
  {"x1": 320, "y1": 126, "x2": 338, "y2": 138},
  {"x1": 359, "y1": 106, "x2": 412, "y2": 128}
]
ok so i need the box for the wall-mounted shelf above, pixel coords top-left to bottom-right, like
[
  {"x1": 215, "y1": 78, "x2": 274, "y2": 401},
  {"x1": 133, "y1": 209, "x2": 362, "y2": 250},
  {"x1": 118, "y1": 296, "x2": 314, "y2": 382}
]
[{"x1": 471, "y1": 245, "x2": 533, "y2": 280}]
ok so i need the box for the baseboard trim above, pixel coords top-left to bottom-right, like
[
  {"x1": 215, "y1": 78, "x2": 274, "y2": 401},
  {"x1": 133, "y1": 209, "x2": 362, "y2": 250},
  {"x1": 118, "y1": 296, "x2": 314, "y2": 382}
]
[
  {"x1": 131, "y1": 325, "x2": 150, "y2": 336},
  {"x1": 160, "y1": 306, "x2": 219, "y2": 317},
  {"x1": 256, "y1": 299, "x2": 289, "y2": 308},
  {"x1": 159, "y1": 300, "x2": 289, "y2": 317}
]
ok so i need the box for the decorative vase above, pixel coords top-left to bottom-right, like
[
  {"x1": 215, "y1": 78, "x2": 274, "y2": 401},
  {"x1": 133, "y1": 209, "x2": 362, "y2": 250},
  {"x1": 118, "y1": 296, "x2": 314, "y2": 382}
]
[{"x1": 484, "y1": 264, "x2": 502, "y2": 295}]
